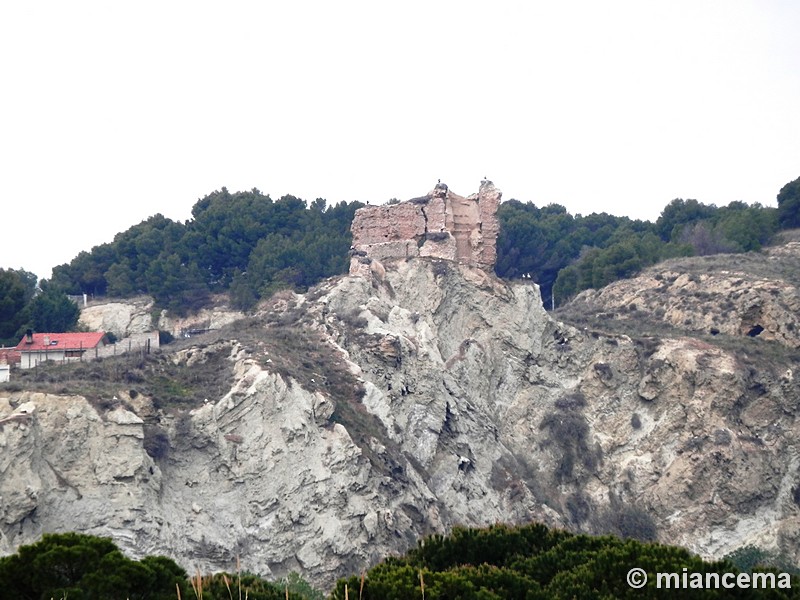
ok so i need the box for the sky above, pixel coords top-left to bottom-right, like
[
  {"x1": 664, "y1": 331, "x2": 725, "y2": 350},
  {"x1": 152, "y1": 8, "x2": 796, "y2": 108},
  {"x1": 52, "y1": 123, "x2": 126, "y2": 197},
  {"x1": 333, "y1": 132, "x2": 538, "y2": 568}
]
[{"x1": 2, "y1": 1, "x2": 799, "y2": 281}]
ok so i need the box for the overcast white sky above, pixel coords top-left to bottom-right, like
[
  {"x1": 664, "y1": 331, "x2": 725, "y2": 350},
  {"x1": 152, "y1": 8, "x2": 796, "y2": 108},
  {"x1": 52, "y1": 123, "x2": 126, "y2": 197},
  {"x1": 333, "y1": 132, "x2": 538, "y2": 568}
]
[{"x1": 2, "y1": 1, "x2": 799, "y2": 280}]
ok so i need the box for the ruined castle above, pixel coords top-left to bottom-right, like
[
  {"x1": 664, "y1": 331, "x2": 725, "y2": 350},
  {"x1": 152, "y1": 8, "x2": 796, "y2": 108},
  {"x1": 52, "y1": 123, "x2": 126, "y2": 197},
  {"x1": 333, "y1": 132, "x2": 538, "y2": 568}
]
[{"x1": 348, "y1": 180, "x2": 502, "y2": 276}]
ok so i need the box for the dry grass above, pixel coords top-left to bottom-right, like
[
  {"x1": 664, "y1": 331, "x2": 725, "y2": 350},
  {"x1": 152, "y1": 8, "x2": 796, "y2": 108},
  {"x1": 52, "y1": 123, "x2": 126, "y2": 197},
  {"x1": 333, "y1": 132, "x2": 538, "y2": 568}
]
[
  {"x1": 4, "y1": 343, "x2": 235, "y2": 412},
  {"x1": 651, "y1": 245, "x2": 800, "y2": 288},
  {"x1": 214, "y1": 295, "x2": 411, "y2": 479}
]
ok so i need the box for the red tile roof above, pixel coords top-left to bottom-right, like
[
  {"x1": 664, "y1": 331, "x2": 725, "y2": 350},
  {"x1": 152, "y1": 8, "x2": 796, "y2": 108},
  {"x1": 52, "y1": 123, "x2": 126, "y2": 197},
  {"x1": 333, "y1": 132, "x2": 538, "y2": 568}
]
[{"x1": 16, "y1": 332, "x2": 105, "y2": 352}]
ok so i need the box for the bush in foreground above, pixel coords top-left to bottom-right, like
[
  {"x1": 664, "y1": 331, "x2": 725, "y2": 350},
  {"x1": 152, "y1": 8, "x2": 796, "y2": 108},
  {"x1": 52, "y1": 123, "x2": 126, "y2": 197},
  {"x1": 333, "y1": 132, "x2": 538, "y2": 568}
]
[
  {"x1": 0, "y1": 532, "x2": 188, "y2": 600},
  {"x1": 0, "y1": 533, "x2": 322, "y2": 600},
  {"x1": 331, "y1": 523, "x2": 798, "y2": 599},
  {"x1": 3, "y1": 526, "x2": 797, "y2": 599}
]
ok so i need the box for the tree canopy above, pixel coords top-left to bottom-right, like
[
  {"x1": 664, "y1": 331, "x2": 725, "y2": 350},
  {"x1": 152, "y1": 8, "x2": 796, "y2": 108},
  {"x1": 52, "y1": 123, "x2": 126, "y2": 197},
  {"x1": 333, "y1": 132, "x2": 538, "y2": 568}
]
[
  {"x1": 548, "y1": 197, "x2": 779, "y2": 305},
  {"x1": 0, "y1": 532, "x2": 188, "y2": 600},
  {"x1": 777, "y1": 176, "x2": 800, "y2": 229},
  {"x1": 43, "y1": 176, "x2": 798, "y2": 313},
  {"x1": 332, "y1": 522, "x2": 797, "y2": 599},
  {"x1": 0, "y1": 268, "x2": 34, "y2": 345},
  {"x1": 0, "y1": 533, "x2": 322, "y2": 600},
  {"x1": 0, "y1": 269, "x2": 79, "y2": 345},
  {"x1": 2, "y1": 527, "x2": 795, "y2": 599},
  {"x1": 50, "y1": 189, "x2": 362, "y2": 313}
]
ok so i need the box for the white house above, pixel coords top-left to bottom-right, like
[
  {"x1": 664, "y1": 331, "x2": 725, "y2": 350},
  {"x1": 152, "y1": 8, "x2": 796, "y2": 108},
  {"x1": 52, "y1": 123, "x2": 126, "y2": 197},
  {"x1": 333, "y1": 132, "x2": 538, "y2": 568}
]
[{"x1": 16, "y1": 331, "x2": 105, "y2": 369}]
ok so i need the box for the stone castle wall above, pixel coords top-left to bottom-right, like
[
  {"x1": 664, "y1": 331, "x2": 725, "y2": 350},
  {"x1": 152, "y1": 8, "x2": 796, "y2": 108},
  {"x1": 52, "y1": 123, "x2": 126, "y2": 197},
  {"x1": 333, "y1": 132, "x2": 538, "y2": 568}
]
[{"x1": 349, "y1": 180, "x2": 501, "y2": 276}]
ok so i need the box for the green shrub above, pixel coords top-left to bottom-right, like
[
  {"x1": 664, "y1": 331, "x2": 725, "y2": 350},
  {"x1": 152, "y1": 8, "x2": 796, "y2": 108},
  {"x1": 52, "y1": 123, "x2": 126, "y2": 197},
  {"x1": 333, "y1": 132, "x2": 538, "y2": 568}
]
[
  {"x1": 331, "y1": 522, "x2": 794, "y2": 599},
  {"x1": 0, "y1": 533, "x2": 187, "y2": 600},
  {"x1": 725, "y1": 544, "x2": 799, "y2": 575},
  {"x1": 540, "y1": 405, "x2": 600, "y2": 482},
  {"x1": 143, "y1": 424, "x2": 170, "y2": 460}
]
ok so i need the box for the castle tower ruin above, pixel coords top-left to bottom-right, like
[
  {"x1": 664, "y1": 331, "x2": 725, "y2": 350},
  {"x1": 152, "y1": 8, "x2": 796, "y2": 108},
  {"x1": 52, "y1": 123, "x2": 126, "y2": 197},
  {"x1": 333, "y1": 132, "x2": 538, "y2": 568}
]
[{"x1": 349, "y1": 180, "x2": 501, "y2": 276}]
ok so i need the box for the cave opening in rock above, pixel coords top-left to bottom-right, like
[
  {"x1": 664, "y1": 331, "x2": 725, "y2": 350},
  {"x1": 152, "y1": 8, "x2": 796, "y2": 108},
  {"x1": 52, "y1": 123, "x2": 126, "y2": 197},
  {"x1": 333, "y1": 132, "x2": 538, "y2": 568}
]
[{"x1": 747, "y1": 324, "x2": 764, "y2": 337}]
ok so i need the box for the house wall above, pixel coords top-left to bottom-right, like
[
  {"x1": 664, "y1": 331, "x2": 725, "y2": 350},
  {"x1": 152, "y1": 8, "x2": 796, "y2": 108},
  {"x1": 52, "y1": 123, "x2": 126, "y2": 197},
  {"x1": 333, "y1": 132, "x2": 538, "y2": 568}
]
[
  {"x1": 0, "y1": 364, "x2": 9, "y2": 383},
  {"x1": 20, "y1": 350, "x2": 68, "y2": 369}
]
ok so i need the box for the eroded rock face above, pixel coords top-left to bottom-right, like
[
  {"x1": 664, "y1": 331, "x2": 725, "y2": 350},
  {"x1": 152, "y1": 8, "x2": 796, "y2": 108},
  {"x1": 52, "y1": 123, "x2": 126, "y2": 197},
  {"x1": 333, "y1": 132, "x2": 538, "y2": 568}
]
[
  {"x1": 570, "y1": 243, "x2": 800, "y2": 348},
  {"x1": 79, "y1": 296, "x2": 156, "y2": 337},
  {"x1": 349, "y1": 181, "x2": 501, "y2": 276},
  {"x1": 2, "y1": 250, "x2": 800, "y2": 588},
  {"x1": 0, "y1": 394, "x2": 159, "y2": 551},
  {"x1": 79, "y1": 296, "x2": 244, "y2": 339}
]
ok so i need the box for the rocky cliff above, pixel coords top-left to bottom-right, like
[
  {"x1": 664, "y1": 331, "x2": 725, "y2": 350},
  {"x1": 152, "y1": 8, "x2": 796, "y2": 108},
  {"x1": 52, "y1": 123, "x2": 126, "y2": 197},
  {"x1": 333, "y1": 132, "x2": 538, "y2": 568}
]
[
  {"x1": 79, "y1": 295, "x2": 244, "y2": 339},
  {"x1": 2, "y1": 245, "x2": 800, "y2": 587},
  {"x1": 562, "y1": 242, "x2": 800, "y2": 349}
]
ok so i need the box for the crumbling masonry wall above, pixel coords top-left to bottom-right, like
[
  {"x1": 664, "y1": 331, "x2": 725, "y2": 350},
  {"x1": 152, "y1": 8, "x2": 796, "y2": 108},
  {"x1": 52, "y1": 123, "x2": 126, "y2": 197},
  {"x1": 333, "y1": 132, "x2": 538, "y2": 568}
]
[{"x1": 349, "y1": 181, "x2": 501, "y2": 276}]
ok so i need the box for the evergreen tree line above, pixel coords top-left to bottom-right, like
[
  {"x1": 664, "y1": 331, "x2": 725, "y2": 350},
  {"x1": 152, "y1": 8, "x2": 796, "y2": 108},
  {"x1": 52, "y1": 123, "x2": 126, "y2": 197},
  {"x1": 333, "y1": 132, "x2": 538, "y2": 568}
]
[
  {"x1": 1, "y1": 528, "x2": 795, "y2": 600},
  {"x1": 498, "y1": 195, "x2": 782, "y2": 307},
  {"x1": 14, "y1": 175, "x2": 800, "y2": 319},
  {"x1": 551, "y1": 175, "x2": 799, "y2": 305},
  {"x1": 332, "y1": 523, "x2": 797, "y2": 599},
  {"x1": 49, "y1": 188, "x2": 363, "y2": 314},
  {"x1": 0, "y1": 269, "x2": 80, "y2": 346},
  {"x1": 496, "y1": 176, "x2": 800, "y2": 306},
  {"x1": 0, "y1": 532, "x2": 318, "y2": 600}
]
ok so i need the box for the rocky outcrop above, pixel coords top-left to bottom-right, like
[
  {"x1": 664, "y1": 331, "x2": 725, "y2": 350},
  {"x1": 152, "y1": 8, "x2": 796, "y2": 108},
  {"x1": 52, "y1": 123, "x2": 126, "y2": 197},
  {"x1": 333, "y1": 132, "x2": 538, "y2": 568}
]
[
  {"x1": 80, "y1": 296, "x2": 244, "y2": 339},
  {"x1": 79, "y1": 296, "x2": 156, "y2": 337},
  {"x1": 157, "y1": 304, "x2": 245, "y2": 338},
  {"x1": 2, "y1": 248, "x2": 800, "y2": 587},
  {"x1": 0, "y1": 394, "x2": 158, "y2": 552},
  {"x1": 569, "y1": 242, "x2": 800, "y2": 348},
  {"x1": 349, "y1": 181, "x2": 501, "y2": 277}
]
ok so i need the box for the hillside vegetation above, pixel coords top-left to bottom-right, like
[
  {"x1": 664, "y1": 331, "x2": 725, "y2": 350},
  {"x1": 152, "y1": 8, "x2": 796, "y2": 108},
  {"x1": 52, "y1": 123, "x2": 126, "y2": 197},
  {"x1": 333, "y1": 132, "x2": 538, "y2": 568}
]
[
  {"x1": 37, "y1": 175, "x2": 799, "y2": 314},
  {"x1": 332, "y1": 523, "x2": 798, "y2": 599},
  {"x1": 2, "y1": 525, "x2": 796, "y2": 600},
  {"x1": 0, "y1": 271, "x2": 80, "y2": 346},
  {"x1": 50, "y1": 189, "x2": 362, "y2": 313},
  {"x1": 499, "y1": 196, "x2": 778, "y2": 306}
]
